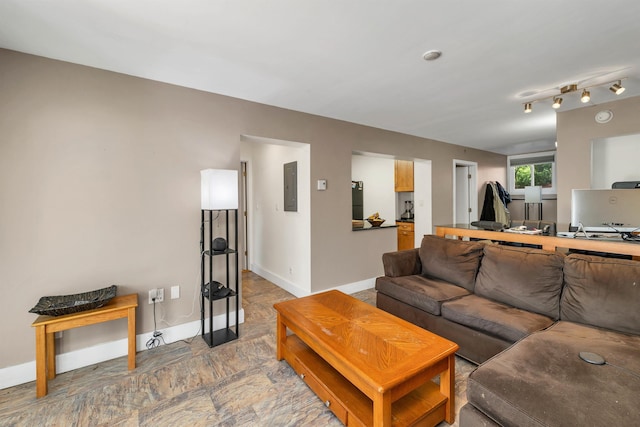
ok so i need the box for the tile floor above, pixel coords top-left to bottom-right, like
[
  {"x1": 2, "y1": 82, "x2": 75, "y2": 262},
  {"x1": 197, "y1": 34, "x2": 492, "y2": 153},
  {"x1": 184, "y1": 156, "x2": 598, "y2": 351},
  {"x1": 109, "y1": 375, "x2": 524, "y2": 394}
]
[{"x1": 0, "y1": 271, "x2": 474, "y2": 426}]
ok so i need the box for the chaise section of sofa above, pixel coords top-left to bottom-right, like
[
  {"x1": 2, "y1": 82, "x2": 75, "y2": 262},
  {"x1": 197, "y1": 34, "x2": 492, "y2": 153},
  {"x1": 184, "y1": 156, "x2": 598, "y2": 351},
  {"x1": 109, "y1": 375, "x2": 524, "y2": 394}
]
[
  {"x1": 464, "y1": 253, "x2": 640, "y2": 426},
  {"x1": 465, "y1": 321, "x2": 640, "y2": 426}
]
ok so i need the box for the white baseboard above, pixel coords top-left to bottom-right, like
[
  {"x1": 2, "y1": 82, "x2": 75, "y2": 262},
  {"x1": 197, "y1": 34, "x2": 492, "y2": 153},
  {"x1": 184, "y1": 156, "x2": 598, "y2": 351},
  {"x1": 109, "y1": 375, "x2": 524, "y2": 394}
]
[
  {"x1": 322, "y1": 277, "x2": 376, "y2": 295},
  {"x1": 0, "y1": 309, "x2": 244, "y2": 390},
  {"x1": 250, "y1": 264, "x2": 309, "y2": 297},
  {"x1": 250, "y1": 264, "x2": 375, "y2": 297}
]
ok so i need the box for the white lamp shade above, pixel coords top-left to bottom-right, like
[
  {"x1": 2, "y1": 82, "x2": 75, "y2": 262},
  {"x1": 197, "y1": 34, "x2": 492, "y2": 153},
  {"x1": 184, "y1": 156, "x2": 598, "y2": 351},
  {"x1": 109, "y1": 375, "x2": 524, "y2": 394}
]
[
  {"x1": 201, "y1": 169, "x2": 238, "y2": 210},
  {"x1": 524, "y1": 186, "x2": 542, "y2": 203}
]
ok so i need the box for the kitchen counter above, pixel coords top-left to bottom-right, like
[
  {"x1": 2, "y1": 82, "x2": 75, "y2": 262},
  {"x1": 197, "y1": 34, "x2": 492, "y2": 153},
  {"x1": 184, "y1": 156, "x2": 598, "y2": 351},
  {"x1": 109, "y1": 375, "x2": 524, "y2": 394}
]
[
  {"x1": 352, "y1": 223, "x2": 398, "y2": 231},
  {"x1": 435, "y1": 224, "x2": 640, "y2": 259}
]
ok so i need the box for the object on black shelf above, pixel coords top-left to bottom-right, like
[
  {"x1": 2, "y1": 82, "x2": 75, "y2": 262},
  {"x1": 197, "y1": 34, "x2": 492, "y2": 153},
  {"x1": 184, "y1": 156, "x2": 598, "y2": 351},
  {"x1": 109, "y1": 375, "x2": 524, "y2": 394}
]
[
  {"x1": 215, "y1": 287, "x2": 231, "y2": 297},
  {"x1": 212, "y1": 237, "x2": 227, "y2": 252},
  {"x1": 203, "y1": 281, "x2": 232, "y2": 299},
  {"x1": 29, "y1": 285, "x2": 117, "y2": 316}
]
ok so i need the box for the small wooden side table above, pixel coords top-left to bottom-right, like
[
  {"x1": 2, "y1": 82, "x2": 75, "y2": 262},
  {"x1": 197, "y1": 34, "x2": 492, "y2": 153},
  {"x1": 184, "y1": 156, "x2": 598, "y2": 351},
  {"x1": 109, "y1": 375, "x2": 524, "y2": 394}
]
[{"x1": 31, "y1": 293, "x2": 138, "y2": 398}]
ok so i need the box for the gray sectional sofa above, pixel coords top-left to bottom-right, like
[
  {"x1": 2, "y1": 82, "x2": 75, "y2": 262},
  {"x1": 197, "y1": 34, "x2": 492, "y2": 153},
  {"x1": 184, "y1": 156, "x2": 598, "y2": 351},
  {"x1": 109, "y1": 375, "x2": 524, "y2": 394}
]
[{"x1": 376, "y1": 235, "x2": 640, "y2": 426}]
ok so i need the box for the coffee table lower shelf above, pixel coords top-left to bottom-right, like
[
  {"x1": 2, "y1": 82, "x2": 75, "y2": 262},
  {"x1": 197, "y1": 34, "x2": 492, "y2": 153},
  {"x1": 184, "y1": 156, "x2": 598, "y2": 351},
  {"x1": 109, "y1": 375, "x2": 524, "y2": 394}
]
[{"x1": 284, "y1": 335, "x2": 447, "y2": 427}]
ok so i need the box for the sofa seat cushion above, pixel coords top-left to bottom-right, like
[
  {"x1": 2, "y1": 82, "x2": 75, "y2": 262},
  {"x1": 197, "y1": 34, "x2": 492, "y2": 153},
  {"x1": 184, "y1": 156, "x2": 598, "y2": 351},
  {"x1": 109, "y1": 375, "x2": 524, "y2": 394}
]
[
  {"x1": 475, "y1": 244, "x2": 565, "y2": 319},
  {"x1": 419, "y1": 235, "x2": 484, "y2": 291},
  {"x1": 562, "y1": 253, "x2": 640, "y2": 335},
  {"x1": 375, "y1": 275, "x2": 470, "y2": 316},
  {"x1": 467, "y1": 321, "x2": 640, "y2": 427},
  {"x1": 441, "y1": 294, "x2": 555, "y2": 342}
]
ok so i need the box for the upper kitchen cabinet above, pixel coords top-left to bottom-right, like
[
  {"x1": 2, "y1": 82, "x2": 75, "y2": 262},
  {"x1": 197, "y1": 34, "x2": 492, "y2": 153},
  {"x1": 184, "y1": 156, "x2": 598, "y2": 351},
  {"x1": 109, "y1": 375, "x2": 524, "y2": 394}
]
[{"x1": 394, "y1": 160, "x2": 414, "y2": 192}]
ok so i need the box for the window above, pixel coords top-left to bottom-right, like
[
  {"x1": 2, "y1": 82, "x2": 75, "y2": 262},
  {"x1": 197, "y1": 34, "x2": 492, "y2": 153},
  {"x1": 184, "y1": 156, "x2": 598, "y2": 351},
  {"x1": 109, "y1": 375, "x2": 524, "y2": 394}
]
[{"x1": 507, "y1": 151, "x2": 556, "y2": 195}]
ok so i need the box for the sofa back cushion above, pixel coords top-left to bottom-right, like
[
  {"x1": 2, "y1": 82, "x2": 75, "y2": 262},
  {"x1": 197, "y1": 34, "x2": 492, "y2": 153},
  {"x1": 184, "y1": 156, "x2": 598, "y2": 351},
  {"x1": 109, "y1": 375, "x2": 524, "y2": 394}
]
[
  {"x1": 475, "y1": 244, "x2": 565, "y2": 319},
  {"x1": 419, "y1": 235, "x2": 484, "y2": 291},
  {"x1": 561, "y1": 254, "x2": 640, "y2": 335}
]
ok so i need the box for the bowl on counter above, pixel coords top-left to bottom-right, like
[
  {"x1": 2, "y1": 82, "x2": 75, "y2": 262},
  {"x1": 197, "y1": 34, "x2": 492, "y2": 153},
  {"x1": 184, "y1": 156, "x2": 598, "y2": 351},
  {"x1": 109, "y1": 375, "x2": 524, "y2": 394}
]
[{"x1": 367, "y1": 218, "x2": 385, "y2": 227}]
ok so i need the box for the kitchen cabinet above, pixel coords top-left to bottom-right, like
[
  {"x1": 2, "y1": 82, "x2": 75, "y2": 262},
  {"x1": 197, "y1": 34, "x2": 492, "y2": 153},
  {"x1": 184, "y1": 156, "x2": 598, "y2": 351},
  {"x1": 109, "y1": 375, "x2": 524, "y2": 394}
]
[
  {"x1": 394, "y1": 160, "x2": 414, "y2": 192},
  {"x1": 397, "y1": 221, "x2": 415, "y2": 250}
]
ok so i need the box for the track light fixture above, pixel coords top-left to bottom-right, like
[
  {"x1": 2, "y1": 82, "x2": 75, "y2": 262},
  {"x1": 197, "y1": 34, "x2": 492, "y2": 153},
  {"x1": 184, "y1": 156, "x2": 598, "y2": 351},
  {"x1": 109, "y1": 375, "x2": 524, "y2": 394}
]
[
  {"x1": 522, "y1": 78, "x2": 627, "y2": 113},
  {"x1": 580, "y1": 89, "x2": 590, "y2": 103},
  {"x1": 609, "y1": 80, "x2": 625, "y2": 95}
]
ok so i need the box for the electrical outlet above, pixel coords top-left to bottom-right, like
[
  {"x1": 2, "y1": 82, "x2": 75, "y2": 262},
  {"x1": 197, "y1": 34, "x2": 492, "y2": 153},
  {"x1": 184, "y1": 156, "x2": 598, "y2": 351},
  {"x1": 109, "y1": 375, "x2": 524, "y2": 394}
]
[{"x1": 148, "y1": 288, "x2": 164, "y2": 304}]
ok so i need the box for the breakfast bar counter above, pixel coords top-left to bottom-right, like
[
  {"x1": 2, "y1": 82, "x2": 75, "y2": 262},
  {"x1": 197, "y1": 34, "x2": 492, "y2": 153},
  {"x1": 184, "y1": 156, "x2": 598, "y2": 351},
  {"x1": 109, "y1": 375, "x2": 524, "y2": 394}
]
[{"x1": 435, "y1": 224, "x2": 640, "y2": 259}]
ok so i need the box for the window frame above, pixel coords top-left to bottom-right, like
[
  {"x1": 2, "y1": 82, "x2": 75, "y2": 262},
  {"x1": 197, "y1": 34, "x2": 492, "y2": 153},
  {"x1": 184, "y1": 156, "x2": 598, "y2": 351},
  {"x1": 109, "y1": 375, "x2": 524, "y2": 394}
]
[{"x1": 507, "y1": 151, "x2": 556, "y2": 196}]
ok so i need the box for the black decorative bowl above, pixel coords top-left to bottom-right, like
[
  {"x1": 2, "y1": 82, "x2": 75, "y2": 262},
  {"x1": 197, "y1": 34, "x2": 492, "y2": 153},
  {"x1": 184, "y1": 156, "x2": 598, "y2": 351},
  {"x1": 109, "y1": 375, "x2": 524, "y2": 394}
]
[{"x1": 29, "y1": 285, "x2": 117, "y2": 316}]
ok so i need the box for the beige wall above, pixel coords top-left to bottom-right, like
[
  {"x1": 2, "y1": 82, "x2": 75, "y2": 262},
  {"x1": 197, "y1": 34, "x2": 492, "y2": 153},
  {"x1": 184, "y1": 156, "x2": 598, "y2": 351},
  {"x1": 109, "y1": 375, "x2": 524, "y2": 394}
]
[
  {"x1": 556, "y1": 95, "x2": 640, "y2": 230},
  {"x1": 0, "y1": 49, "x2": 505, "y2": 369}
]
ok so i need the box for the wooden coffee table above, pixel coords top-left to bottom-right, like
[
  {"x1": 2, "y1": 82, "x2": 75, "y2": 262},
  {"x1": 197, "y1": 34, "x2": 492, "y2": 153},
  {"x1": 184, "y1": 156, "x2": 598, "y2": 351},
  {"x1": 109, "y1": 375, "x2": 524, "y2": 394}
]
[{"x1": 274, "y1": 290, "x2": 459, "y2": 427}]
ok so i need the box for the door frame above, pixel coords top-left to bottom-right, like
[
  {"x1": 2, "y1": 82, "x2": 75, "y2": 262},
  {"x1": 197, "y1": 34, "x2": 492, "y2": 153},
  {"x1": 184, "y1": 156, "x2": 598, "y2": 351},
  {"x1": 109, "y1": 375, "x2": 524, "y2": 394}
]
[
  {"x1": 452, "y1": 160, "x2": 478, "y2": 224},
  {"x1": 241, "y1": 161, "x2": 249, "y2": 271}
]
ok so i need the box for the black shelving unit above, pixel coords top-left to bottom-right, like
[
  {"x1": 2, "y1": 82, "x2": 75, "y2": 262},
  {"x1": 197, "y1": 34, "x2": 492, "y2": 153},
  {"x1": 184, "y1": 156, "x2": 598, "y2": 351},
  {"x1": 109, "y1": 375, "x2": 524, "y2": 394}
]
[{"x1": 200, "y1": 209, "x2": 239, "y2": 347}]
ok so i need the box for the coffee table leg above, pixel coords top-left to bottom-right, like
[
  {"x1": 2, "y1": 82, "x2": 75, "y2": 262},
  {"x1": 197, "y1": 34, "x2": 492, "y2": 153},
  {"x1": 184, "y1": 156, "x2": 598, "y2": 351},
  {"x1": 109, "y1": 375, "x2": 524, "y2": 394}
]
[
  {"x1": 441, "y1": 354, "x2": 456, "y2": 424},
  {"x1": 373, "y1": 391, "x2": 392, "y2": 426},
  {"x1": 276, "y1": 313, "x2": 286, "y2": 361}
]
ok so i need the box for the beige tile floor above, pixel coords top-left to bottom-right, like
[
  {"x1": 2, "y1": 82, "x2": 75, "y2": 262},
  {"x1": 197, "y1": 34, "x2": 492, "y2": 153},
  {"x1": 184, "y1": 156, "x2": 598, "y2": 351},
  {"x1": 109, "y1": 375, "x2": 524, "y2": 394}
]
[{"x1": 0, "y1": 271, "x2": 474, "y2": 426}]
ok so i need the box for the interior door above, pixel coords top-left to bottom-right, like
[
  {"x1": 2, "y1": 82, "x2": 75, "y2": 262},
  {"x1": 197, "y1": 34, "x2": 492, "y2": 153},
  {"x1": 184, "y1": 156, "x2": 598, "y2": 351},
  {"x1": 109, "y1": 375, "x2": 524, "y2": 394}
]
[{"x1": 455, "y1": 166, "x2": 470, "y2": 224}]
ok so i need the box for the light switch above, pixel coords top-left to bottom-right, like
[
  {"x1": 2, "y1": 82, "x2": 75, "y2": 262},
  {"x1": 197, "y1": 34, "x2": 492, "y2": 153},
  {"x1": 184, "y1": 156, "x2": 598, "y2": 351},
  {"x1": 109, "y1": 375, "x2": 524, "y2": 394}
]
[
  {"x1": 317, "y1": 179, "x2": 327, "y2": 191},
  {"x1": 171, "y1": 285, "x2": 180, "y2": 299}
]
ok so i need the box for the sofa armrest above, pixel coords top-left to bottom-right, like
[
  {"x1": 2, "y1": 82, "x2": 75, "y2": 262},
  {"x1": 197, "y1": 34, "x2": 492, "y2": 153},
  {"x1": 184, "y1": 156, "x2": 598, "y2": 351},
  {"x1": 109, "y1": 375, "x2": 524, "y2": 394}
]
[{"x1": 382, "y1": 248, "x2": 421, "y2": 277}]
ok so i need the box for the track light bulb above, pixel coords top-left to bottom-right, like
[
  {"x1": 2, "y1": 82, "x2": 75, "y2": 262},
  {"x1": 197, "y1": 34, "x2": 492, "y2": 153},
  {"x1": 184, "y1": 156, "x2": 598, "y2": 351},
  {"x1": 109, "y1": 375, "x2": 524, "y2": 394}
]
[
  {"x1": 552, "y1": 97, "x2": 563, "y2": 109},
  {"x1": 580, "y1": 89, "x2": 590, "y2": 103},
  {"x1": 524, "y1": 103, "x2": 532, "y2": 113},
  {"x1": 609, "y1": 81, "x2": 625, "y2": 95}
]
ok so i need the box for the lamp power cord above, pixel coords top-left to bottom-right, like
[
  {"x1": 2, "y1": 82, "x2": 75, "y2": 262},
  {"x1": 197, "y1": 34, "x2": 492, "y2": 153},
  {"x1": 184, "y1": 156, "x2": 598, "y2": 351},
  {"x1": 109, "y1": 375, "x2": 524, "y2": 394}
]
[{"x1": 146, "y1": 297, "x2": 166, "y2": 349}]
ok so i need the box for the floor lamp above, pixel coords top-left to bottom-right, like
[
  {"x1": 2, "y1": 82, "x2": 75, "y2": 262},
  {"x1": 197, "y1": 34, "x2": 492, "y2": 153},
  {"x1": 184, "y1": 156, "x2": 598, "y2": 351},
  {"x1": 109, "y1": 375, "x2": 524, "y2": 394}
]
[{"x1": 524, "y1": 186, "x2": 542, "y2": 220}]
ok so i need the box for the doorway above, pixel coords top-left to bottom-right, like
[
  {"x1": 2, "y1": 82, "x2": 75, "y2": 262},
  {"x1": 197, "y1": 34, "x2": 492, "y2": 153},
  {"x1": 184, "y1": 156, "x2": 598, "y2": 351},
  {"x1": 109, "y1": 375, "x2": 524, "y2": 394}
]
[
  {"x1": 239, "y1": 135, "x2": 311, "y2": 295},
  {"x1": 453, "y1": 160, "x2": 478, "y2": 224}
]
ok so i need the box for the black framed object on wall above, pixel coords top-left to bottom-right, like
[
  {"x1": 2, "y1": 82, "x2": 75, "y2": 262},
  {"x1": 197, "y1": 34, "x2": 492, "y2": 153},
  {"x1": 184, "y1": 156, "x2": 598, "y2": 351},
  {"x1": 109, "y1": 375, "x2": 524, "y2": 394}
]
[{"x1": 284, "y1": 161, "x2": 297, "y2": 212}]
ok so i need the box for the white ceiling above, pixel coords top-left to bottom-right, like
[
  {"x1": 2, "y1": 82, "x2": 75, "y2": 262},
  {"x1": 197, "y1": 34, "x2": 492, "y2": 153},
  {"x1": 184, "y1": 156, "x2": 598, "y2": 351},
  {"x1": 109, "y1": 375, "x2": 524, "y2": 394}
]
[{"x1": 2, "y1": 0, "x2": 640, "y2": 155}]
